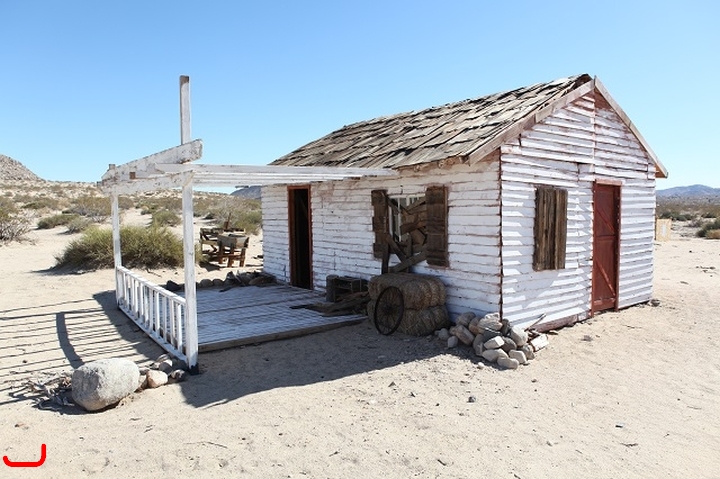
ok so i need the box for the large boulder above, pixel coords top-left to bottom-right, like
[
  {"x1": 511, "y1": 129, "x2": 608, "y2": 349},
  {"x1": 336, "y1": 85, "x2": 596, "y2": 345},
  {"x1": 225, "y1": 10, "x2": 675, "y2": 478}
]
[{"x1": 72, "y1": 358, "x2": 140, "y2": 412}]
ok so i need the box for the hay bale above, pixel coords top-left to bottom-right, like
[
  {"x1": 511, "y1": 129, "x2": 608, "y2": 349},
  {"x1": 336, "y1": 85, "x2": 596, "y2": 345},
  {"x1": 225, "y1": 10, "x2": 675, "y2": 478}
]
[
  {"x1": 367, "y1": 300, "x2": 450, "y2": 337},
  {"x1": 368, "y1": 273, "x2": 446, "y2": 309}
]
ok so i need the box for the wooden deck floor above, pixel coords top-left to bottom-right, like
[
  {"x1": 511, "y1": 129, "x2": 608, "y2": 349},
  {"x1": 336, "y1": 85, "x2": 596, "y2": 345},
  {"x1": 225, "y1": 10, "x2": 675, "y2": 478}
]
[{"x1": 193, "y1": 284, "x2": 366, "y2": 352}]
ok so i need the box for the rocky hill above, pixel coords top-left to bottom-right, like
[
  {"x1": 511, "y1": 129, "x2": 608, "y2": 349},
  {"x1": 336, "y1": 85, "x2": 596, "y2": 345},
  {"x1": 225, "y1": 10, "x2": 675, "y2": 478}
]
[
  {"x1": 0, "y1": 154, "x2": 42, "y2": 181},
  {"x1": 657, "y1": 184, "x2": 720, "y2": 199}
]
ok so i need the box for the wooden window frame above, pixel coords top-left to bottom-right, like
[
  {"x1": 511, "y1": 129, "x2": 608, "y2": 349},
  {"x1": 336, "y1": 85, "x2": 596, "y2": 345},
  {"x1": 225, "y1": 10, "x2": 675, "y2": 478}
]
[{"x1": 533, "y1": 186, "x2": 568, "y2": 271}]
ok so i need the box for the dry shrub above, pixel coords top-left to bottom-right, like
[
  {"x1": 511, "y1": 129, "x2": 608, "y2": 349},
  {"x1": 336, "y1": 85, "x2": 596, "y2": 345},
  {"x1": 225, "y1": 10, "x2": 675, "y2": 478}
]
[
  {"x1": 55, "y1": 225, "x2": 184, "y2": 270},
  {"x1": 706, "y1": 229, "x2": 720, "y2": 240},
  {"x1": 0, "y1": 197, "x2": 32, "y2": 243}
]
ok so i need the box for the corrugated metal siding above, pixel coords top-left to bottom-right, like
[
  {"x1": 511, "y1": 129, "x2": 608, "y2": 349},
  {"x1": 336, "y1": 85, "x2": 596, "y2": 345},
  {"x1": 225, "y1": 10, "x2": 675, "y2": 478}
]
[
  {"x1": 261, "y1": 161, "x2": 503, "y2": 318},
  {"x1": 499, "y1": 93, "x2": 655, "y2": 328}
]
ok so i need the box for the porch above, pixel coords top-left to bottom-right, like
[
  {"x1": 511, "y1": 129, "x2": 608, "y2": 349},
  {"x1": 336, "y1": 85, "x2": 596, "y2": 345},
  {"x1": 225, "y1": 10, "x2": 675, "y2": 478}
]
[{"x1": 195, "y1": 283, "x2": 366, "y2": 352}]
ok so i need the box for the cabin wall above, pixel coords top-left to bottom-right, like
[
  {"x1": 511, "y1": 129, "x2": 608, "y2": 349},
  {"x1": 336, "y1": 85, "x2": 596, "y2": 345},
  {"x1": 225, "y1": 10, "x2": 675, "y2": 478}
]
[
  {"x1": 499, "y1": 92, "x2": 656, "y2": 328},
  {"x1": 261, "y1": 185, "x2": 291, "y2": 283},
  {"x1": 261, "y1": 161, "x2": 503, "y2": 317}
]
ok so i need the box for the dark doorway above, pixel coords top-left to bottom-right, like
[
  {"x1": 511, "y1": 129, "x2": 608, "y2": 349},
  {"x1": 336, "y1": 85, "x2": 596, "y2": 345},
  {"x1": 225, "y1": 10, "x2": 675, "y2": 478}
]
[
  {"x1": 592, "y1": 183, "x2": 620, "y2": 313},
  {"x1": 288, "y1": 186, "x2": 312, "y2": 289}
]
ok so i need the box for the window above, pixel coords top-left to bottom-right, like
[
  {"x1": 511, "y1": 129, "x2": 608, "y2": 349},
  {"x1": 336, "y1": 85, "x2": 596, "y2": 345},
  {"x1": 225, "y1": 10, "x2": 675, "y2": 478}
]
[
  {"x1": 371, "y1": 186, "x2": 448, "y2": 268},
  {"x1": 533, "y1": 186, "x2": 568, "y2": 271}
]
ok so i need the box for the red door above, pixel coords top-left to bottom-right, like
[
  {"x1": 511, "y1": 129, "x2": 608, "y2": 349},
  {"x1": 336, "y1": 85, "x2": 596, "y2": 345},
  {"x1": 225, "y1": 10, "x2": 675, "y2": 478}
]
[{"x1": 592, "y1": 183, "x2": 620, "y2": 313}]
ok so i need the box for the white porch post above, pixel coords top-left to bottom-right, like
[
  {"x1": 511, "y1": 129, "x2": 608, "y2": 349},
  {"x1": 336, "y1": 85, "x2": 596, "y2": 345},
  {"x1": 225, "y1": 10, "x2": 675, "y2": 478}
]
[
  {"x1": 111, "y1": 189, "x2": 123, "y2": 305},
  {"x1": 180, "y1": 75, "x2": 199, "y2": 372}
]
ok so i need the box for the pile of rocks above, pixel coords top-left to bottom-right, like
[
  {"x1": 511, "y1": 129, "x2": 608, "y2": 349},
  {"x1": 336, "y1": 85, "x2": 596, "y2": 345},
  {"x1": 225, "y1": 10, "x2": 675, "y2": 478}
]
[
  {"x1": 137, "y1": 354, "x2": 188, "y2": 391},
  {"x1": 165, "y1": 270, "x2": 275, "y2": 292},
  {"x1": 436, "y1": 312, "x2": 549, "y2": 370},
  {"x1": 71, "y1": 354, "x2": 188, "y2": 412}
]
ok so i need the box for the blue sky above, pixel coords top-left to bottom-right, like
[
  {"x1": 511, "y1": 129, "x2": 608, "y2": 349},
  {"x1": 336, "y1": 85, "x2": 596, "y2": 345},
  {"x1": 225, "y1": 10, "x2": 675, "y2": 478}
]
[{"x1": 1, "y1": 1, "x2": 717, "y2": 188}]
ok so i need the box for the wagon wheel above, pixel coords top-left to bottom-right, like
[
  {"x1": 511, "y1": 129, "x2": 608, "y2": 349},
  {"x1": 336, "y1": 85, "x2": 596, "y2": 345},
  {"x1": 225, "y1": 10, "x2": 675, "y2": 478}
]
[{"x1": 374, "y1": 286, "x2": 404, "y2": 335}]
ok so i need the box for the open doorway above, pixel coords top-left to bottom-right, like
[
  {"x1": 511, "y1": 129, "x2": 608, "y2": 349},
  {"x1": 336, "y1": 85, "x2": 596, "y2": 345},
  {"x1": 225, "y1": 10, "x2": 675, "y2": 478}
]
[{"x1": 288, "y1": 186, "x2": 312, "y2": 289}]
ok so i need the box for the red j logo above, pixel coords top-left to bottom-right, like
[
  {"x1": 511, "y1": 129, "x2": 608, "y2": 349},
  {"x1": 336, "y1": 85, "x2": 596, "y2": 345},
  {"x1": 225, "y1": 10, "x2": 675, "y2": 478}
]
[{"x1": 3, "y1": 444, "x2": 46, "y2": 467}]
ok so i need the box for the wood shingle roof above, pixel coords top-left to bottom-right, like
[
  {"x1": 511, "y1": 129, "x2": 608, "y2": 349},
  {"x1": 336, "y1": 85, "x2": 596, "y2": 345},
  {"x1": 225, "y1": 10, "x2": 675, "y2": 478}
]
[
  {"x1": 271, "y1": 73, "x2": 667, "y2": 179},
  {"x1": 272, "y1": 74, "x2": 593, "y2": 170}
]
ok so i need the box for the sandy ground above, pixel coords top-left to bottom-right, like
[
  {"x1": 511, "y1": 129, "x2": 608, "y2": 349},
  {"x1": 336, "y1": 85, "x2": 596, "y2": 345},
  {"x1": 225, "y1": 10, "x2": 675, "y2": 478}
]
[{"x1": 1, "y1": 220, "x2": 719, "y2": 478}]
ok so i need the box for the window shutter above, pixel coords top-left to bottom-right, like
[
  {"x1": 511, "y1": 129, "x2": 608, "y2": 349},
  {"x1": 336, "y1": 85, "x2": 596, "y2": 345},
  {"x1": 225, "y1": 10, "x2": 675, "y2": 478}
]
[
  {"x1": 533, "y1": 187, "x2": 568, "y2": 271},
  {"x1": 425, "y1": 185, "x2": 448, "y2": 267},
  {"x1": 371, "y1": 189, "x2": 389, "y2": 258}
]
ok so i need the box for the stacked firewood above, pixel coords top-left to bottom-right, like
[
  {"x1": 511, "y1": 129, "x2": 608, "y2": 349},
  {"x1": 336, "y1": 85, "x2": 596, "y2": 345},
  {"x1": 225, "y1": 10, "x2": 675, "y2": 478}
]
[{"x1": 437, "y1": 312, "x2": 548, "y2": 369}]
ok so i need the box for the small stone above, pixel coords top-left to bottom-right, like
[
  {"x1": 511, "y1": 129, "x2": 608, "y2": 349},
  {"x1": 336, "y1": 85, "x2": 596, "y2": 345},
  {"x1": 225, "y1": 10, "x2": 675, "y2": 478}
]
[
  {"x1": 582, "y1": 335, "x2": 593, "y2": 342},
  {"x1": 483, "y1": 312, "x2": 500, "y2": 322},
  {"x1": 468, "y1": 316, "x2": 481, "y2": 335},
  {"x1": 483, "y1": 336, "x2": 504, "y2": 349},
  {"x1": 472, "y1": 333, "x2": 484, "y2": 349},
  {"x1": 136, "y1": 374, "x2": 148, "y2": 392},
  {"x1": 199, "y1": 278, "x2": 213, "y2": 288},
  {"x1": 468, "y1": 396, "x2": 477, "y2": 403},
  {"x1": 482, "y1": 329, "x2": 501, "y2": 342},
  {"x1": 501, "y1": 336, "x2": 517, "y2": 354},
  {"x1": 481, "y1": 348, "x2": 508, "y2": 363},
  {"x1": 157, "y1": 359, "x2": 174, "y2": 374},
  {"x1": 169, "y1": 370, "x2": 187, "y2": 383},
  {"x1": 521, "y1": 344, "x2": 535, "y2": 360},
  {"x1": 473, "y1": 343, "x2": 484, "y2": 357},
  {"x1": 447, "y1": 336, "x2": 459, "y2": 349},
  {"x1": 650, "y1": 299, "x2": 661, "y2": 307},
  {"x1": 500, "y1": 318, "x2": 511, "y2": 336},
  {"x1": 212, "y1": 278, "x2": 224, "y2": 287},
  {"x1": 165, "y1": 280, "x2": 182, "y2": 292},
  {"x1": 437, "y1": 328, "x2": 450, "y2": 341},
  {"x1": 146, "y1": 370, "x2": 168, "y2": 388},
  {"x1": 509, "y1": 349, "x2": 527, "y2": 365},
  {"x1": 455, "y1": 312, "x2": 476, "y2": 327},
  {"x1": 497, "y1": 357, "x2": 520, "y2": 370},
  {"x1": 453, "y1": 324, "x2": 475, "y2": 346},
  {"x1": 510, "y1": 326, "x2": 529, "y2": 347},
  {"x1": 477, "y1": 317, "x2": 502, "y2": 333}
]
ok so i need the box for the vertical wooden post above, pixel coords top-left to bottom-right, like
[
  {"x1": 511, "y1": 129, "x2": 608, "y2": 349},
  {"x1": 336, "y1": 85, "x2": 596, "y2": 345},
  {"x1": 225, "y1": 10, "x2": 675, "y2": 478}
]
[
  {"x1": 111, "y1": 190, "x2": 123, "y2": 305},
  {"x1": 179, "y1": 75, "x2": 199, "y2": 373}
]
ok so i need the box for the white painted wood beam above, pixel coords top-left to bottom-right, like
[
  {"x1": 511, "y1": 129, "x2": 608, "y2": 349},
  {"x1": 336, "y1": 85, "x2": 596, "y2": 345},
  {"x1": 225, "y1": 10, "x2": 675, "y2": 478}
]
[{"x1": 100, "y1": 139, "x2": 203, "y2": 183}]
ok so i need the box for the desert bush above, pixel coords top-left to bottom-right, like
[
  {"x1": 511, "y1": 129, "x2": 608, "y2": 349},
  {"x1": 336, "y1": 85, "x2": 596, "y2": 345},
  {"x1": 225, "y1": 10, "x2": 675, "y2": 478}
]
[
  {"x1": 55, "y1": 225, "x2": 184, "y2": 270},
  {"x1": 37, "y1": 213, "x2": 80, "y2": 229},
  {"x1": 226, "y1": 208, "x2": 262, "y2": 234},
  {"x1": 697, "y1": 218, "x2": 720, "y2": 238},
  {"x1": 658, "y1": 211, "x2": 694, "y2": 221},
  {"x1": 138, "y1": 197, "x2": 182, "y2": 215},
  {"x1": 0, "y1": 198, "x2": 33, "y2": 242},
  {"x1": 21, "y1": 196, "x2": 61, "y2": 211},
  {"x1": 151, "y1": 209, "x2": 181, "y2": 227},
  {"x1": 707, "y1": 230, "x2": 720, "y2": 240},
  {"x1": 66, "y1": 217, "x2": 94, "y2": 234},
  {"x1": 203, "y1": 197, "x2": 262, "y2": 233},
  {"x1": 65, "y1": 195, "x2": 111, "y2": 222}
]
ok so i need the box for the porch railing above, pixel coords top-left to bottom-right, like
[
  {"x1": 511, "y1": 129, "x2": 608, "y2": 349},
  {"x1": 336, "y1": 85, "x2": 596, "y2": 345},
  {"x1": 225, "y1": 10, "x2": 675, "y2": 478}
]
[{"x1": 115, "y1": 266, "x2": 188, "y2": 366}]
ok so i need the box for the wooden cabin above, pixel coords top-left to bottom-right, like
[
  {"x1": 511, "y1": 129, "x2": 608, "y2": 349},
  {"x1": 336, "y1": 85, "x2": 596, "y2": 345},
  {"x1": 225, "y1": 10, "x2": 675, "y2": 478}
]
[{"x1": 262, "y1": 74, "x2": 668, "y2": 330}]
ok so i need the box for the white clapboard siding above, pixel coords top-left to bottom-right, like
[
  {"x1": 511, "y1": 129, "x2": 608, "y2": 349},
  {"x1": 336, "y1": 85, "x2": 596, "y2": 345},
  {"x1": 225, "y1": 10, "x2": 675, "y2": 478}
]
[
  {"x1": 260, "y1": 161, "x2": 504, "y2": 319},
  {"x1": 261, "y1": 185, "x2": 290, "y2": 283}
]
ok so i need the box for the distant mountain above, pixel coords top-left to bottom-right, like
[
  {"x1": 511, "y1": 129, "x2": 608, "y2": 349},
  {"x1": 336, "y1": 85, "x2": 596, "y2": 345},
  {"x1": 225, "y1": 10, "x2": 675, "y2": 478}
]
[
  {"x1": 657, "y1": 184, "x2": 720, "y2": 198},
  {"x1": 0, "y1": 154, "x2": 43, "y2": 181},
  {"x1": 231, "y1": 185, "x2": 261, "y2": 200}
]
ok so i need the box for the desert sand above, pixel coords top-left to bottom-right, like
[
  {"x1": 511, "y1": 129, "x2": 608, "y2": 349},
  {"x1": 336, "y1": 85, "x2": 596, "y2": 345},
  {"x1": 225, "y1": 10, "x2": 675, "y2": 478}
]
[{"x1": 1, "y1": 218, "x2": 719, "y2": 478}]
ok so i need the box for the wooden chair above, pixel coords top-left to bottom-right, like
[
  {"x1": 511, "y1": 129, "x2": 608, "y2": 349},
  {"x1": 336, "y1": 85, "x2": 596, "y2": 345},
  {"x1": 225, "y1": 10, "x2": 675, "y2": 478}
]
[
  {"x1": 216, "y1": 234, "x2": 249, "y2": 268},
  {"x1": 200, "y1": 227, "x2": 223, "y2": 258}
]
